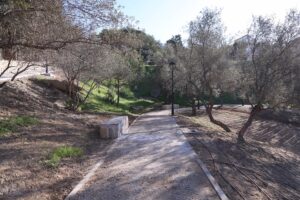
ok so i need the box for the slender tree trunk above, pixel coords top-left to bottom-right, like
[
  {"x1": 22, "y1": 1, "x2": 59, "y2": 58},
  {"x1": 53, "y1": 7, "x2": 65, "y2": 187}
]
[
  {"x1": 192, "y1": 98, "x2": 196, "y2": 116},
  {"x1": 205, "y1": 103, "x2": 231, "y2": 132},
  {"x1": 74, "y1": 81, "x2": 97, "y2": 111},
  {"x1": 117, "y1": 78, "x2": 120, "y2": 107},
  {"x1": 10, "y1": 63, "x2": 33, "y2": 82},
  {"x1": 68, "y1": 80, "x2": 74, "y2": 99},
  {"x1": 66, "y1": 78, "x2": 77, "y2": 110},
  {"x1": 0, "y1": 58, "x2": 13, "y2": 88},
  {"x1": 237, "y1": 105, "x2": 261, "y2": 143}
]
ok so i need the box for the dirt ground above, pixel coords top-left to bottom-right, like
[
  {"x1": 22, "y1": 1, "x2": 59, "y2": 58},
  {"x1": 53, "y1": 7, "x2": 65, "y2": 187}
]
[
  {"x1": 177, "y1": 108, "x2": 300, "y2": 200},
  {"x1": 0, "y1": 79, "x2": 119, "y2": 200}
]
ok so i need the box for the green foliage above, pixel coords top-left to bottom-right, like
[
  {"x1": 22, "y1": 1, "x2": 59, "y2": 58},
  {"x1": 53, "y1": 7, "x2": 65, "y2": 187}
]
[
  {"x1": 0, "y1": 116, "x2": 38, "y2": 136},
  {"x1": 132, "y1": 64, "x2": 162, "y2": 97},
  {"x1": 44, "y1": 146, "x2": 83, "y2": 168},
  {"x1": 159, "y1": 91, "x2": 244, "y2": 107},
  {"x1": 174, "y1": 94, "x2": 191, "y2": 106},
  {"x1": 158, "y1": 92, "x2": 191, "y2": 106},
  {"x1": 215, "y1": 92, "x2": 243, "y2": 104},
  {"x1": 2, "y1": 0, "x2": 31, "y2": 8},
  {"x1": 105, "y1": 85, "x2": 117, "y2": 104},
  {"x1": 133, "y1": 81, "x2": 152, "y2": 97},
  {"x1": 120, "y1": 86, "x2": 135, "y2": 99},
  {"x1": 13, "y1": 0, "x2": 31, "y2": 8}
]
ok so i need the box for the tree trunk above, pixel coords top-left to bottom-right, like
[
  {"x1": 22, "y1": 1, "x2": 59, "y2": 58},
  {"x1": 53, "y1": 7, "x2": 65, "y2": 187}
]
[
  {"x1": 192, "y1": 99, "x2": 196, "y2": 116},
  {"x1": 237, "y1": 105, "x2": 261, "y2": 143},
  {"x1": 66, "y1": 79, "x2": 77, "y2": 110},
  {"x1": 197, "y1": 99, "x2": 200, "y2": 109},
  {"x1": 74, "y1": 81, "x2": 97, "y2": 111},
  {"x1": 67, "y1": 79, "x2": 74, "y2": 98},
  {"x1": 117, "y1": 78, "x2": 120, "y2": 107},
  {"x1": 205, "y1": 104, "x2": 231, "y2": 132}
]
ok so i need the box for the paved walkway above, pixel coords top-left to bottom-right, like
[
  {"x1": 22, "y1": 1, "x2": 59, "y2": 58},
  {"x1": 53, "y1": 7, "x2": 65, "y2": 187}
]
[{"x1": 70, "y1": 110, "x2": 219, "y2": 200}]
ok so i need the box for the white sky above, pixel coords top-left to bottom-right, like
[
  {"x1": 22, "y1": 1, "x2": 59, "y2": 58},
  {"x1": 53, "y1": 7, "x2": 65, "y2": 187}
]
[{"x1": 117, "y1": 0, "x2": 300, "y2": 43}]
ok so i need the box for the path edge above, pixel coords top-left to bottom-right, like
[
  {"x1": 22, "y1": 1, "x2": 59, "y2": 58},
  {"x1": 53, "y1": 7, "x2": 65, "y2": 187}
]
[
  {"x1": 64, "y1": 113, "x2": 143, "y2": 200},
  {"x1": 173, "y1": 117, "x2": 229, "y2": 200}
]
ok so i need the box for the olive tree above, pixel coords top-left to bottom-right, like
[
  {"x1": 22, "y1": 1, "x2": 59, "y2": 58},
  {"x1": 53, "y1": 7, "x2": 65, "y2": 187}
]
[
  {"x1": 235, "y1": 10, "x2": 300, "y2": 142},
  {"x1": 0, "y1": 0, "x2": 126, "y2": 86},
  {"x1": 51, "y1": 43, "x2": 113, "y2": 110},
  {"x1": 105, "y1": 51, "x2": 134, "y2": 106},
  {"x1": 186, "y1": 8, "x2": 235, "y2": 132},
  {"x1": 98, "y1": 28, "x2": 145, "y2": 106}
]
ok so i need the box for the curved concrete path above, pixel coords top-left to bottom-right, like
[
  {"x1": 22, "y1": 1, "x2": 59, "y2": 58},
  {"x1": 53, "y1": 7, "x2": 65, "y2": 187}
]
[{"x1": 69, "y1": 110, "x2": 219, "y2": 200}]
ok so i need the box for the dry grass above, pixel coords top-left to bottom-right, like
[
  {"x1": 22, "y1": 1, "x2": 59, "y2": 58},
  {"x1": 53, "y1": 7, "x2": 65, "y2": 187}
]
[
  {"x1": 177, "y1": 108, "x2": 300, "y2": 200},
  {"x1": 0, "y1": 79, "x2": 114, "y2": 199}
]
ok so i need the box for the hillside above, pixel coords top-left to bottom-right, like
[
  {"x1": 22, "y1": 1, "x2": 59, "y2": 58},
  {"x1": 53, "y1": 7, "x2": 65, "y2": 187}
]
[
  {"x1": 80, "y1": 84, "x2": 159, "y2": 115},
  {"x1": 0, "y1": 78, "x2": 116, "y2": 199},
  {"x1": 177, "y1": 108, "x2": 300, "y2": 200}
]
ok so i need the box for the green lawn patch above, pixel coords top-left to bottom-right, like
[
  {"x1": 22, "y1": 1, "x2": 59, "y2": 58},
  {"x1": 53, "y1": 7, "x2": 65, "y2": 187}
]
[
  {"x1": 0, "y1": 116, "x2": 39, "y2": 136},
  {"x1": 44, "y1": 146, "x2": 84, "y2": 168},
  {"x1": 80, "y1": 84, "x2": 158, "y2": 115}
]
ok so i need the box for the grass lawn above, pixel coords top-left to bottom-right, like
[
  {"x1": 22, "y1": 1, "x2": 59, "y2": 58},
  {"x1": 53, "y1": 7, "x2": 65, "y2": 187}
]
[
  {"x1": 80, "y1": 84, "x2": 160, "y2": 115},
  {"x1": 0, "y1": 116, "x2": 39, "y2": 136},
  {"x1": 44, "y1": 146, "x2": 84, "y2": 168}
]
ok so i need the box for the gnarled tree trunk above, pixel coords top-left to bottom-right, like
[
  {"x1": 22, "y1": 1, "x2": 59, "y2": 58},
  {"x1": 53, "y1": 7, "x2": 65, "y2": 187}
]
[
  {"x1": 237, "y1": 104, "x2": 262, "y2": 143},
  {"x1": 205, "y1": 103, "x2": 231, "y2": 132}
]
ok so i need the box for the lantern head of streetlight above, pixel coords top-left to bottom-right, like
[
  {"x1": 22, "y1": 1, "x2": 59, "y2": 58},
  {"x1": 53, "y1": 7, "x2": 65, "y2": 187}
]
[{"x1": 168, "y1": 58, "x2": 176, "y2": 66}]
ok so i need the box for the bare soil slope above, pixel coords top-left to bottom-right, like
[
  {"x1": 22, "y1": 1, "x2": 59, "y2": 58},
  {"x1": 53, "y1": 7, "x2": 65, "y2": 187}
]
[
  {"x1": 0, "y1": 79, "x2": 113, "y2": 200},
  {"x1": 177, "y1": 108, "x2": 300, "y2": 200}
]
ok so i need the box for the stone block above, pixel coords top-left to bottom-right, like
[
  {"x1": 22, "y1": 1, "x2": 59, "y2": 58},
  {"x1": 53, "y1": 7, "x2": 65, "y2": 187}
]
[{"x1": 99, "y1": 116, "x2": 128, "y2": 139}]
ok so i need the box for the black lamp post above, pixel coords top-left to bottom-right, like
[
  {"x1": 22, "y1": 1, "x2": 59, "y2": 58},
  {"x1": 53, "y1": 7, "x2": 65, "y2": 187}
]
[{"x1": 169, "y1": 60, "x2": 176, "y2": 116}]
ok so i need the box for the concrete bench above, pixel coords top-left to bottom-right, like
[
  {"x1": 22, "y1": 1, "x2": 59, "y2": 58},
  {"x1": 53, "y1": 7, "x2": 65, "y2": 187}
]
[{"x1": 99, "y1": 116, "x2": 128, "y2": 139}]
